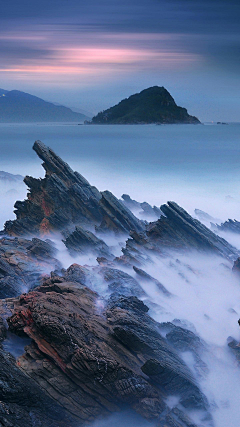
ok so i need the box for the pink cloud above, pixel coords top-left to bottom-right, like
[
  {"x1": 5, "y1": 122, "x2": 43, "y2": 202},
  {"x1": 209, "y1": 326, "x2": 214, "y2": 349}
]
[{"x1": 0, "y1": 28, "x2": 203, "y2": 81}]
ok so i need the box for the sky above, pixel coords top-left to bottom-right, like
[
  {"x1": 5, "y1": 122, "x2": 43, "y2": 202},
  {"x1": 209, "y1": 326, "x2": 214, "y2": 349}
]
[{"x1": 0, "y1": 0, "x2": 239, "y2": 121}]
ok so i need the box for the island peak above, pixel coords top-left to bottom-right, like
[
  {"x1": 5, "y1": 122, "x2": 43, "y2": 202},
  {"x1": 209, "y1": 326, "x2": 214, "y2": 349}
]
[{"x1": 89, "y1": 86, "x2": 200, "y2": 124}]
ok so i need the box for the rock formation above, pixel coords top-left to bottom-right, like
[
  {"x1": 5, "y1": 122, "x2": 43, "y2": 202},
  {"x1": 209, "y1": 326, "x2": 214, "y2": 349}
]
[
  {"x1": 0, "y1": 236, "x2": 60, "y2": 298},
  {"x1": 5, "y1": 277, "x2": 210, "y2": 426},
  {"x1": 0, "y1": 141, "x2": 238, "y2": 426},
  {"x1": 89, "y1": 86, "x2": 201, "y2": 124},
  {"x1": 213, "y1": 218, "x2": 240, "y2": 234}
]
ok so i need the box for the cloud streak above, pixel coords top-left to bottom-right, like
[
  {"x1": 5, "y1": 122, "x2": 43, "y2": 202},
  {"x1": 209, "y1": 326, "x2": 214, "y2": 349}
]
[{"x1": 0, "y1": 28, "x2": 203, "y2": 82}]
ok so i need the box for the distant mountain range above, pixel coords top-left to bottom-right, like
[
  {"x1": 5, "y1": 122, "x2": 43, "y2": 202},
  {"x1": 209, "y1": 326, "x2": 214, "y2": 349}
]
[
  {"x1": 0, "y1": 171, "x2": 23, "y2": 183},
  {"x1": 90, "y1": 86, "x2": 200, "y2": 124},
  {"x1": 0, "y1": 89, "x2": 88, "y2": 123}
]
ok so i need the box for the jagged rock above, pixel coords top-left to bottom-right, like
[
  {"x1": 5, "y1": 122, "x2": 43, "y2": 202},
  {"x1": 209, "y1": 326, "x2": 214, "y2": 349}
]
[
  {"x1": 107, "y1": 295, "x2": 209, "y2": 412},
  {"x1": 4, "y1": 142, "x2": 145, "y2": 240},
  {"x1": 194, "y1": 209, "x2": 219, "y2": 223},
  {"x1": 121, "y1": 194, "x2": 162, "y2": 220},
  {"x1": 228, "y1": 337, "x2": 240, "y2": 364},
  {"x1": 133, "y1": 266, "x2": 171, "y2": 296},
  {"x1": 159, "y1": 322, "x2": 208, "y2": 378},
  {"x1": 0, "y1": 346, "x2": 77, "y2": 427},
  {"x1": 97, "y1": 190, "x2": 144, "y2": 234},
  {"x1": 121, "y1": 194, "x2": 140, "y2": 209},
  {"x1": 114, "y1": 202, "x2": 238, "y2": 267},
  {"x1": 4, "y1": 141, "x2": 102, "y2": 236},
  {"x1": 97, "y1": 266, "x2": 145, "y2": 297},
  {"x1": 63, "y1": 225, "x2": 113, "y2": 259},
  {"x1": 5, "y1": 281, "x2": 210, "y2": 426},
  {"x1": 214, "y1": 218, "x2": 240, "y2": 234},
  {"x1": 233, "y1": 257, "x2": 240, "y2": 275},
  {"x1": 62, "y1": 263, "x2": 89, "y2": 285},
  {"x1": 146, "y1": 202, "x2": 239, "y2": 260},
  {"x1": 0, "y1": 237, "x2": 60, "y2": 298}
]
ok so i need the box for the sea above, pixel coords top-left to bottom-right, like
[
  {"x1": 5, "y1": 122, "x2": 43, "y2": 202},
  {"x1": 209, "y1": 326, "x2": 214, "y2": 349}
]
[{"x1": 1, "y1": 122, "x2": 240, "y2": 427}]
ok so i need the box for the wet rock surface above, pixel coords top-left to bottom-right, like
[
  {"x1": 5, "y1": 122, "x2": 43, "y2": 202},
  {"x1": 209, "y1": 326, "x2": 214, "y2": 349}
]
[
  {"x1": 64, "y1": 225, "x2": 114, "y2": 259},
  {"x1": 97, "y1": 190, "x2": 145, "y2": 234},
  {"x1": 3, "y1": 142, "x2": 238, "y2": 266},
  {"x1": 4, "y1": 141, "x2": 102, "y2": 236},
  {"x1": 0, "y1": 236, "x2": 60, "y2": 298},
  {"x1": 5, "y1": 279, "x2": 210, "y2": 426},
  {"x1": 0, "y1": 346, "x2": 78, "y2": 427},
  {"x1": 133, "y1": 266, "x2": 171, "y2": 296},
  {"x1": 0, "y1": 141, "x2": 237, "y2": 426}
]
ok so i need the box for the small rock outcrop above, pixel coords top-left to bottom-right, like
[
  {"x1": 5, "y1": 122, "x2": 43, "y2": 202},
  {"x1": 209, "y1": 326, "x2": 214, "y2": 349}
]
[
  {"x1": 97, "y1": 190, "x2": 144, "y2": 234},
  {"x1": 64, "y1": 225, "x2": 113, "y2": 259},
  {"x1": 214, "y1": 218, "x2": 240, "y2": 234},
  {"x1": 0, "y1": 236, "x2": 59, "y2": 298},
  {"x1": 122, "y1": 194, "x2": 162, "y2": 220},
  {"x1": 146, "y1": 202, "x2": 238, "y2": 260}
]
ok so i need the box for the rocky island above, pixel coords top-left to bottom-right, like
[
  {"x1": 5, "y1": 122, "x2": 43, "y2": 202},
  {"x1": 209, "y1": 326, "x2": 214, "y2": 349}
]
[
  {"x1": 0, "y1": 142, "x2": 239, "y2": 427},
  {"x1": 89, "y1": 86, "x2": 200, "y2": 124}
]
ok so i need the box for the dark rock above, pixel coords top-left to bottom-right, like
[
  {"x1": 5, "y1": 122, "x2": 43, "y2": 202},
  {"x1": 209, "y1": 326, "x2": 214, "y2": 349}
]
[
  {"x1": 6, "y1": 281, "x2": 210, "y2": 426},
  {"x1": 97, "y1": 190, "x2": 145, "y2": 234},
  {"x1": 4, "y1": 142, "x2": 145, "y2": 241},
  {"x1": 4, "y1": 141, "x2": 102, "y2": 236},
  {"x1": 233, "y1": 257, "x2": 240, "y2": 275},
  {"x1": 90, "y1": 86, "x2": 200, "y2": 125},
  {"x1": 0, "y1": 237, "x2": 60, "y2": 298},
  {"x1": 0, "y1": 346, "x2": 78, "y2": 427},
  {"x1": 0, "y1": 317, "x2": 7, "y2": 341},
  {"x1": 228, "y1": 337, "x2": 240, "y2": 364},
  {"x1": 98, "y1": 266, "x2": 145, "y2": 297},
  {"x1": 64, "y1": 225, "x2": 113, "y2": 259},
  {"x1": 121, "y1": 194, "x2": 140, "y2": 210},
  {"x1": 121, "y1": 194, "x2": 162, "y2": 220},
  {"x1": 141, "y1": 358, "x2": 207, "y2": 410},
  {"x1": 133, "y1": 266, "x2": 171, "y2": 296},
  {"x1": 159, "y1": 322, "x2": 208, "y2": 378},
  {"x1": 146, "y1": 202, "x2": 239, "y2": 260},
  {"x1": 214, "y1": 218, "x2": 240, "y2": 234},
  {"x1": 62, "y1": 263, "x2": 89, "y2": 285}
]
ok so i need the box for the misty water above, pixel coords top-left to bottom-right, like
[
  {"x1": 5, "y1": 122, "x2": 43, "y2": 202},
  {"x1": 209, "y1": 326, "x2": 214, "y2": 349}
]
[{"x1": 1, "y1": 122, "x2": 240, "y2": 427}]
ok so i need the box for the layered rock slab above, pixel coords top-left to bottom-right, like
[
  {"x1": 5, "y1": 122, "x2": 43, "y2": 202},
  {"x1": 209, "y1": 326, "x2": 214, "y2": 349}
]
[
  {"x1": 4, "y1": 141, "x2": 144, "y2": 240},
  {"x1": 118, "y1": 202, "x2": 239, "y2": 265},
  {"x1": 0, "y1": 236, "x2": 60, "y2": 298},
  {"x1": 6, "y1": 279, "x2": 210, "y2": 426}
]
